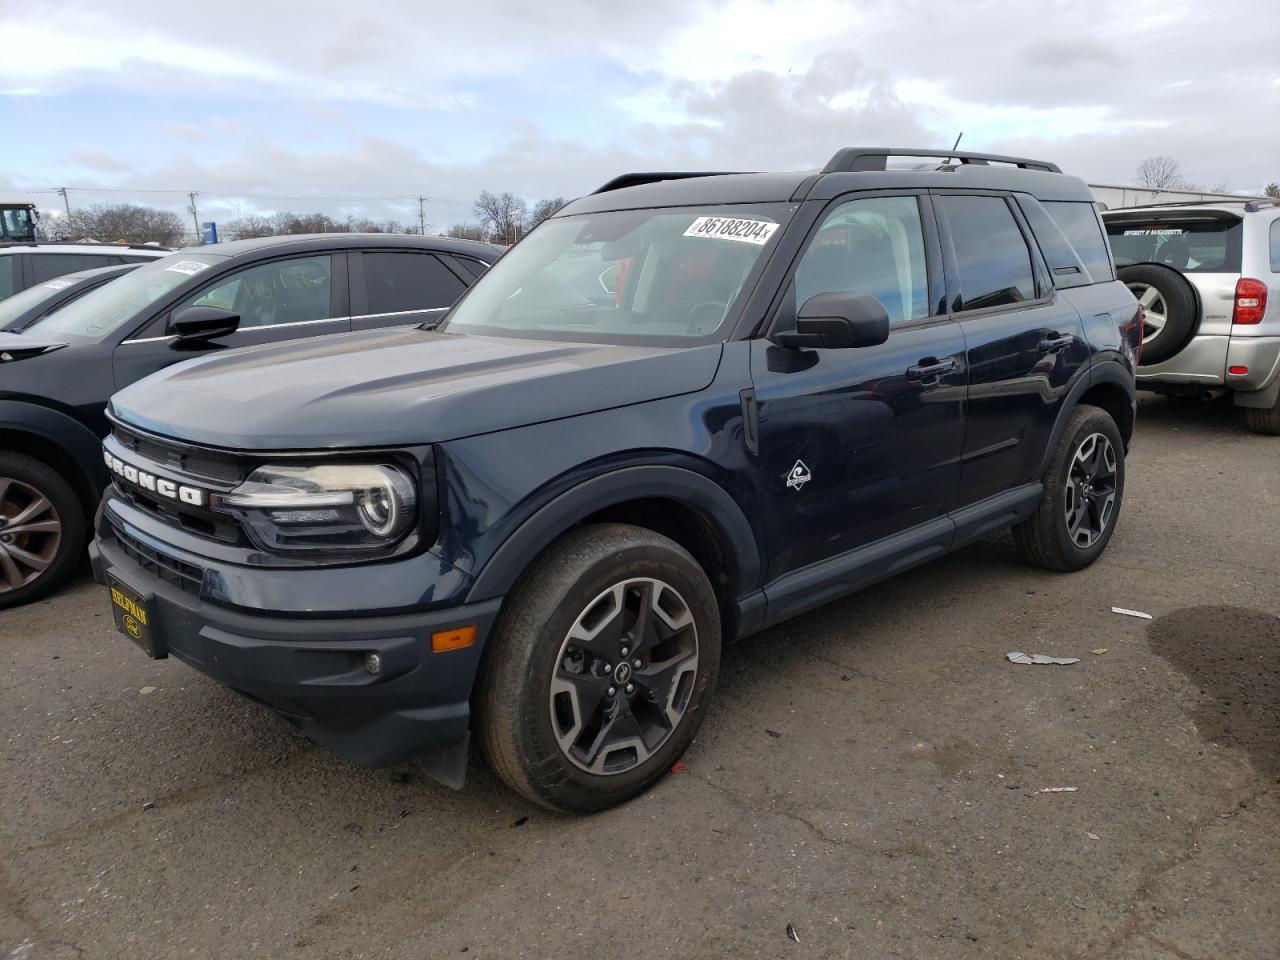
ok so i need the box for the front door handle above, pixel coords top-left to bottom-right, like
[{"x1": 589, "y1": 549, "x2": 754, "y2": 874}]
[
  {"x1": 1038, "y1": 334, "x2": 1075, "y2": 351},
  {"x1": 907, "y1": 358, "x2": 957, "y2": 380}
]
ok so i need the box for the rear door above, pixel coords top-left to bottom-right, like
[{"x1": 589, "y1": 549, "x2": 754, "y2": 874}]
[
  {"x1": 934, "y1": 192, "x2": 1087, "y2": 506},
  {"x1": 112, "y1": 253, "x2": 351, "y2": 390},
  {"x1": 349, "y1": 250, "x2": 470, "y2": 331},
  {"x1": 749, "y1": 191, "x2": 967, "y2": 580}
]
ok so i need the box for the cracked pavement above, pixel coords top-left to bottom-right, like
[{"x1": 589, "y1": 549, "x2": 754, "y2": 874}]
[{"x1": 2, "y1": 393, "x2": 1278, "y2": 959}]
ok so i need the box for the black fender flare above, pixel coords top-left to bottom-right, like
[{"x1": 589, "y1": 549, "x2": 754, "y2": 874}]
[
  {"x1": 465, "y1": 464, "x2": 762, "y2": 603},
  {"x1": 1035, "y1": 360, "x2": 1136, "y2": 476},
  {"x1": 0, "y1": 400, "x2": 108, "y2": 507}
]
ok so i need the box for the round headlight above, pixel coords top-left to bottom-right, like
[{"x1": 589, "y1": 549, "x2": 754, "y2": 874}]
[{"x1": 357, "y1": 484, "x2": 399, "y2": 536}]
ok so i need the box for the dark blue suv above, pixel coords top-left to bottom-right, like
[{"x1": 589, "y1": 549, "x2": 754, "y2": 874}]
[{"x1": 91, "y1": 148, "x2": 1140, "y2": 812}]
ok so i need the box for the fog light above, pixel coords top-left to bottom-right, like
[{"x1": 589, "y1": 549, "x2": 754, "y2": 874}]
[{"x1": 366, "y1": 652, "x2": 383, "y2": 675}]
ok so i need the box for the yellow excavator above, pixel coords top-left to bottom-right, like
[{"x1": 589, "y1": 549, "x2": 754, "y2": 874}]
[{"x1": 0, "y1": 201, "x2": 39, "y2": 242}]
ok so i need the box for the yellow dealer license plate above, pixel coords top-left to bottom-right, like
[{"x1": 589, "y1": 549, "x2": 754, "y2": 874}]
[{"x1": 107, "y1": 572, "x2": 164, "y2": 659}]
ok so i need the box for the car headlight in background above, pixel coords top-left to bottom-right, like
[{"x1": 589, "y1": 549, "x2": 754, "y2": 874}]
[{"x1": 214, "y1": 463, "x2": 418, "y2": 555}]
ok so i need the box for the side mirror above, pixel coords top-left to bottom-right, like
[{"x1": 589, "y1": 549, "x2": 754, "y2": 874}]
[
  {"x1": 775, "y1": 292, "x2": 890, "y2": 349},
  {"x1": 171, "y1": 306, "x2": 240, "y2": 342}
]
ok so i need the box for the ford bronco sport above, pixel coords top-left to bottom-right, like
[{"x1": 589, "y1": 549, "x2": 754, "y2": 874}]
[{"x1": 91, "y1": 148, "x2": 1140, "y2": 812}]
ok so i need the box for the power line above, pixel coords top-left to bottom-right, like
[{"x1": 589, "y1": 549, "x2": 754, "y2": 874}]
[{"x1": 23, "y1": 185, "x2": 472, "y2": 206}]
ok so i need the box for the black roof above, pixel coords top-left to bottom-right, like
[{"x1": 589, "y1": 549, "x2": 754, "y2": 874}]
[
  {"x1": 561, "y1": 146, "x2": 1092, "y2": 216},
  {"x1": 180, "y1": 233, "x2": 502, "y2": 263}
]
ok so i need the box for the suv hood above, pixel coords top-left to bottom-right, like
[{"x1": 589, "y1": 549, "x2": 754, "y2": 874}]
[
  {"x1": 110, "y1": 327, "x2": 723, "y2": 449},
  {"x1": 0, "y1": 330, "x2": 69, "y2": 362}
]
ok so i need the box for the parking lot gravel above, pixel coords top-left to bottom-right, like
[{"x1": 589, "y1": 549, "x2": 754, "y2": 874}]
[{"x1": 2, "y1": 393, "x2": 1278, "y2": 960}]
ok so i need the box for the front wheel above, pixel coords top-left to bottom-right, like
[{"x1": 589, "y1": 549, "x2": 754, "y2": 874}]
[
  {"x1": 0, "y1": 452, "x2": 88, "y2": 610},
  {"x1": 1014, "y1": 405, "x2": 1125, "y2": 572},
  {"x1": 478, "y1": 523, "x2": 721, "y2": 813}
]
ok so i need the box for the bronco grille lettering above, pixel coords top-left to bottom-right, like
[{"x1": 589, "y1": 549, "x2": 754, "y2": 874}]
[{"x1": 104, "y1": 449, "x2": 208, "y2": 507}]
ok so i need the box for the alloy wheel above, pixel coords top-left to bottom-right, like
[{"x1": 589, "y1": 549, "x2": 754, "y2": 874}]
[
  {"x1": 1064, "y1": 432, "x2": 1117, "y2": 549},
  {"x1": 0, "y1": 476, "x2": 62, "y2": 594},
  {"x1": 549, "y1": 577, "x2": 699, "y2": 776},
  {"x1": 1126, "y1": 281, "x2": 1168, "y2": 349}
]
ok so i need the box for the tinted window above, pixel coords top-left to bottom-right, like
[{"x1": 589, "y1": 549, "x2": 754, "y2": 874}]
[
  {"x1": 795, "y1": 195, "x2": 929, "y2": 325},
  {"x1": 940, "y1": 195, "x2": 1036, "y2": 310},
  {"x1": 31, "y1": 253, "x2": 111, "y2": 282},
  {"x1": 1044, "y1": 201, "x2": 1113, "y2": 281},
  {"x1": 1104, "y1": 218, "x2": 1242, "y2": 273},
  {"x1": 1271, "y1": 220, "x2": 1279, "y2": 273},
  {"x1": 178, "y1": 255, "x2": 332, "y2": 329},
  {"x1": 363, "y1": 252, "x2": 466, "y2": 314},
  {"x1": 441, "y1": 254, "x2": 488, "y2": 279},
  {"x1": 0, "y1": 256, "x2": 16, "y2": 302},
  {"x1": 1015, "y1": 197, "x2": 1089, "y2": 288}
]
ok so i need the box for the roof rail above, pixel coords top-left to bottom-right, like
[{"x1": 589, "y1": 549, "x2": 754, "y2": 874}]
[
  {"x1": 0, "y1": 240, "x2": 172, "y2": 250},
  {"x1": 1244, "y1": 198, "x2": 1280, "y2": 213},
  {"x1": 592, "y1": 171, "x2": 745, "y2": 194},
  {"x1": 1103, "y1": 199, "x2": 1270, "y2": 213},
  {"x1": 823, "y1": 147, "x2": 1061, "y2": 174}
]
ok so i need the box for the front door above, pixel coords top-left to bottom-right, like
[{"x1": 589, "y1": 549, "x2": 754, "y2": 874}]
[
  {"x1": 749, "y1": 193, "x2": 967, "y2": 582},
  {"x1": 112, "y1": 254, "x2": 351, "y2": 390}
]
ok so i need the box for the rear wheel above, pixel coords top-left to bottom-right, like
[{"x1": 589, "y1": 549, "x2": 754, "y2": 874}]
[
  {"x1": 1118, "y1": 263, "x2": 1198, "y2": 365},
  {"x1": 0, "y1": 453, "x2": 87, "y2": 610},
  {"x1": 1243, "y1": 397, "x2": 1280, "y2": 436},
  {"x1": 478, "y1": 523, "x2": 720, "y2": 813},
  {"x1": 1014, "y1": 405, "x2": 1125, "y2": 572}
]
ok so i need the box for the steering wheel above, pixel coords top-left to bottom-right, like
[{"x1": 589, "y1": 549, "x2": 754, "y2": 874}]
[{"x1": 685, "y1": 300, "x2": 729, "y2": 334}]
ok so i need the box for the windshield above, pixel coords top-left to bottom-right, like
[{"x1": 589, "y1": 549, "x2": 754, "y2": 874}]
[
  {"x1": 0, "y1": 276, "x2": 83, "y2": 331},
  {"x1": 36, "y1": 255, "x2": 216, "y2": 338},
  {"x1": 441, "y1": 203, "x2": 793, "y2": 344}
]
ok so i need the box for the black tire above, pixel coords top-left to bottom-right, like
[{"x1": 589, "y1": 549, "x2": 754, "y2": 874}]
[
  {"x1": 0, "y1": 452, "x2": 88, "y2": 610},
  {"x1": 1014, "y1": 404, "x2": 1125, "y2": 572},
  {"x1": 1118, "y1": 263, "x2": 1198, "y2": 366},
  {"x1": 477, "y1": 523, "x2": 721, "y2": 813},
  {"x1": 1243, "y1": 398, "x2": 1280, "y2": 436}
]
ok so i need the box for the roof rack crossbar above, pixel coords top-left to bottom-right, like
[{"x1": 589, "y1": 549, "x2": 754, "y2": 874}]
[
  {"x1": 591, "y1": 171, "x2": 745, "y2": 194},
  {"x1": 823, "y1": 147, "x2": 1061, "y2": 174}
]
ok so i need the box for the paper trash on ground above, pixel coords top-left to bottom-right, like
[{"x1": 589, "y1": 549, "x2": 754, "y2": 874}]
[
  {"x1": 1111, "y1": 607, "x2": 1153, "y2": 620},
  {"x1": 1007, "y1": 652, "x2": 1081, "y2": 665}
]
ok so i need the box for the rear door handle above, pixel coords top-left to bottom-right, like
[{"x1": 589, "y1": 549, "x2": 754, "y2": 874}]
[
  {"x1": 907, "y1": 358, "x2": 957, "y2": 380},
  {"x1": 1038, "y1": 334, "x2": 1075, "y2": 351}
]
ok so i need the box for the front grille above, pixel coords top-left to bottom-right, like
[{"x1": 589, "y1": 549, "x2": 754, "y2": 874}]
[
  {"x1": 109, "y1": 518, "x2": 205, "y2": 596},
  {"x1": 112, "y1": 425, "x2": 248, "y2": 484}
]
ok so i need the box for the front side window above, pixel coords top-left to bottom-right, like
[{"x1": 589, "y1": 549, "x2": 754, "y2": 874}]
[
  {"x1": 31, "y1": 254, "x2": 111, "y2": 282},
  {"x1": 0, "y1": 256, "x2": 16, "y2": 302},
  {"x1": 38, "y1": 255, "x2": 224, "y2": 338},
  {"x1": 1104, "y1": 217, "x2": 1242, "y2": 273},
  {"x1": 177, "y1": 255, "x2": 333, "y2": 329},
  {"x1": 363, "y1": 252, "x2": 466, "y2": 314},
  {"x1": 940, "y1": 195, "x2": 1036, "y2": 310},
  {"x1": 794, "y1": 195, "x2": 929, "y2": 326},
  {"x1": 2, "y1": 208, "x2": 35, "y2": 241},
  {"x1": 441, "y1": 203, "x2": 793, "y2": 345}
]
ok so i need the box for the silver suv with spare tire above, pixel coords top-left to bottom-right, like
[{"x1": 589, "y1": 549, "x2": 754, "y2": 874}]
[{"x1": 1102, "y1": 200, "x2": 1280, "y2": 434}]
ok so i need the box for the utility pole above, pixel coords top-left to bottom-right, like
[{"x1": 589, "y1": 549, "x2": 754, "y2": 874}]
[
  {"x1": 56, "y1": 187, "x2": 71, "y2": 217},
  {"x1": 188, "y1": 191, "x2": 201, "y2": 243},
  {"x1": 417, "y1": 196, "x2": 427, "y2": 236}
]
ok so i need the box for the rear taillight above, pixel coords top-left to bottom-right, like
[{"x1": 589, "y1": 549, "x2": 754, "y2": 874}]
[{"x1": 1233, "y1": 278, "x2": 1268, "y2": 325}]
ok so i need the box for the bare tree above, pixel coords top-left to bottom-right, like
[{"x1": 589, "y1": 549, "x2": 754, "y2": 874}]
[
  {"x1": 62, "y1": 203, "x2": 185, "y2": 246},
  {"x1": 473, "y1": 190, "x2": 527, "y2": 245},
  {"x1": 222, "y1": 212, "x2": 411, "y2": 240},
  {"x1": 446, "y1": 223, "x2": 487, "y2": 241},
  {"x1": 223, "y1": 214, "x2": 276, "y2": 240},
  {"x1": 1266, "y1": 182, "x2": 1280, "y2": 200},
  {"x1": 1135, "y1": 156, "x2": 1188, "y2": 191},
  {"x1": 529, "y1": 197, "x2": 567, "y2": 229}
]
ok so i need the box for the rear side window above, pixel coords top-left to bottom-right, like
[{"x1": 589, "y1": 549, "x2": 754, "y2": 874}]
[
  {"x1": 31, "y1": 253, "x2": 112, "y2": 282},
  {"x1": 1043, "y1": 201, "x2": 1114, "y2": 282},
  {"x1": 363, "y1": 252, "x2": 467, "y2": 314},
  {"x1": 1104, "y1": 218, "x2": 1242, "y2": 273},
  {"x1": 0, "y1": 256, "x2": 16, "y2": 301},
  {"x1": 1271, "y1": 220, "x2": 1279, "y2": 273},
  {"x1": 939, "y1": 195, "x2": 1036, "y2": 310}
]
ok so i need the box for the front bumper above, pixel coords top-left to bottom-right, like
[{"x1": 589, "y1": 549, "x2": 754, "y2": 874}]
[{"x1": 92, "y1": 498, "x2": 502, "y2": 769}]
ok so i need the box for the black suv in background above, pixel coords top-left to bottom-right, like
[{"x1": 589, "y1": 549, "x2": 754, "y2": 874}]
[
  {"x1": 93, "y1": 149, "x2": 1139, "y2": 811},
  {"x1": 0, "y1": 234, "x2": 499, "y2": 608}
]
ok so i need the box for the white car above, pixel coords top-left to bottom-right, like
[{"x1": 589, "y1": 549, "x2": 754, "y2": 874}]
[{"x1": 0, "y1": 241, "x2": 170, "y2": 304}]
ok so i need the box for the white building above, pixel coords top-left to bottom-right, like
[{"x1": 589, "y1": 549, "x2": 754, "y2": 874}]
[{"x1": 1088, "y1": 183, "x2": 1270, "y2": 210}]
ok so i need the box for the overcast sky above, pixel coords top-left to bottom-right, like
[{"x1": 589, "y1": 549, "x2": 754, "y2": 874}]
[{"x1": 3, "y1": 0, "x2": 1278, "y2": 231}]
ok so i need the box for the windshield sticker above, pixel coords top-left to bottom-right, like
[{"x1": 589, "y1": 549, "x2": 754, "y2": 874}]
[
  {"x1": 165, "y1": 260, "x2": 211, "y2": 276},
  {"x1": 684, "y1": 216, "x2": 779, "y2": 246},
  {"x1": 42, "y1": 278, "x2": 76, "y2": 290},
  {"x1": 1123, "y1": 228, "x2": 1185, "y2": 236}
]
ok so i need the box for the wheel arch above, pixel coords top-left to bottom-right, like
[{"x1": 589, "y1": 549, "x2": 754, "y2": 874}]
[
  {"x1": 0, "y1": 401, "x2": 106, "y2": 517},
  {"x1": 1036, "y1": 361, "x2": 1136, "y2": 477},
  {"x1": 465, "y1": 465, "x2": 762, "y2": 640}
]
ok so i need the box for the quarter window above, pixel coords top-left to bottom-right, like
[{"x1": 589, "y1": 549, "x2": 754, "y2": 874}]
[
  {"x1": 0, "y1": 256, "x2": 16, "y2": 301},
  {"x1": 940, "y1": 195, "x2": 1036, "y2": 310},
  {"x1": 1270, "y1": 220, "x2": 1279, "y2": 273},
  {"x1": 794, "y1": 195, "x2": 930, "y2": 326},
  {"x1": 179, "y1": 255, "x2": 333, "y2": 329},
  {"x1": 362, "y1": 252, "x2": 467, "y2": 314},
  {"x1": 1044, "y1": 201, "x2": 1114, "y2": 281}
]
